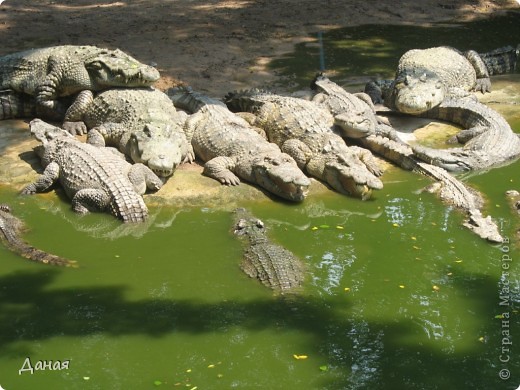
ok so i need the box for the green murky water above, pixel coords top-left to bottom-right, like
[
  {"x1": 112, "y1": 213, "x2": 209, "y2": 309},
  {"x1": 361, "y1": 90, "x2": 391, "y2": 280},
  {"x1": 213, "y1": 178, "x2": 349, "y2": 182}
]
[{"x1": 1, "y1": 14, "x2": 520, "y2": 390}]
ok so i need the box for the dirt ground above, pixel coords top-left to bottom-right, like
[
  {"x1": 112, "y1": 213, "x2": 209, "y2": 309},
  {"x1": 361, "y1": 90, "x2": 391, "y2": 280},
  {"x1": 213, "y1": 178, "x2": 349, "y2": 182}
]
[
  {"x1": 1, "y1": 0, "x2": 519, "y2": 96},
  {"x1": 0, "y1": 0, "x2": 519, "y2": 204}
]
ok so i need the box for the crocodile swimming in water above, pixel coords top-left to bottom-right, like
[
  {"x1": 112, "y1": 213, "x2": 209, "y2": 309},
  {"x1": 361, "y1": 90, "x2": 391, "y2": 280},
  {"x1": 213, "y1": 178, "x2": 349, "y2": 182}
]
[
  {"x1": 21, "y1": 119, "x2": 163, "y2": 223},
  {"x1": 61, "y1": 88, "x2": 194, "y2": 177},
  {"x1": 168, "y1": 87, "x2": 311, "y2": 202},
  {"x1": 224, "y1": 88, "x2": 383, "y2": 200},
  {"x1": 0, "y1": 204, "x2": 77, "y2": 266},
  {"x1": 232, "y1": 208, "x2": 305, "y2": 292},
  {"x1": 365, "y1": 45, "x2": 519, "y2": 115},
  {"x1": 0, "y1": 45, "x2": 160, "y2": 123}
]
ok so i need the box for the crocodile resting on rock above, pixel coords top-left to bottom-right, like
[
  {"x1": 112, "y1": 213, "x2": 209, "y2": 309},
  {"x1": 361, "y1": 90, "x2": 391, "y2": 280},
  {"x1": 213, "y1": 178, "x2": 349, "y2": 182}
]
[
  {"x1": 365, "y1": 45, "x2": 518, "y2": 115},
  {"x1": 168, "y1": 87, "x2": 311, "y2": 202},
  {"x1": 21, "y1": 119, "x2": 163, "y2": 223},
  {"x1": 232, "y1": 208, "x2": 304, "y2": 292},
  {"x1": 0, "y1": 45, "x2": 160, "y2": 122},
  {"x1": 61, "y1": 88, "x2": 194, "y2": 177},
  {"x1": 0, "y1": 204, "x2": 77, "y2": 266},
  {"x1": 357, "y1": 125, "x2": 503, "y2": 242},
  {"x1": 224, "y1": 89, "x2": 383, "y2": 200}
]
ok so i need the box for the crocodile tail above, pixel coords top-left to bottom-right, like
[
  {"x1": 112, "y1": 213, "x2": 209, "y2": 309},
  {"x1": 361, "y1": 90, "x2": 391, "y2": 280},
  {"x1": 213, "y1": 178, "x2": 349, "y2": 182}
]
[
  {"x1": 111, "y1": 187, "x2": 149, "y2": 223},
  {"x1": 0, "y1": 210, "x2": 77, "y2": 267},
  {"x1": 479, "y1": 45, "x2": 519, "y2": 75},
  {"x1": 19, "y1": 246, "x2": 78, "y2": 267},
  {"x1": 0, "y1": 91, "x2": 36, "y2": 120}
]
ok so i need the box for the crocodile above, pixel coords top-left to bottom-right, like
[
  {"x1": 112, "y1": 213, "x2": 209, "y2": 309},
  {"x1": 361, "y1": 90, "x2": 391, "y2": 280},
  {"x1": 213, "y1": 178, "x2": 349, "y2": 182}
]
[
  {"x1": 60, "y1": 88, "x2": 194, "y2": 177},
  {"x1": 0, "y1": 204, "x2": 77, "y2": 266},
  {"x1": 232, "y1": 208, "x2": 304, "y2": 292},
  {"x1": 311, "y1": 73, "x2": 379, "y2": 138},
  {"x1": 356, "y1": 124, "x2": 503, "y2": 242},
  {"x1": 365, "y1": 45, "x2": 518, "y2": 115},
  {"x1": 0, "y1": 45, "x2": 160, "y2": 123},
  {"x1": 21, "y1": 119, "x2": 163, "y2": 223},
  {"x1": 167, "y1": 87, "x2": 311, "y2": 202},
  {"x1": 224, "y1": 89, "x2": 383, "y2": 200}
]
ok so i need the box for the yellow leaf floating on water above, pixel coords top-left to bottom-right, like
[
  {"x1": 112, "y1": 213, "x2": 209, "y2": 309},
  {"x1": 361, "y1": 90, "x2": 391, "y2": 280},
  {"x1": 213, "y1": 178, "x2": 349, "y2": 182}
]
[
  {"x1": 399, "y1": 285, "x2": 405, "y2": 289},
  {"x1": 447, "y1": 272, "x2": 453, "y2": 276},
  {"x1": 478, "y1": 336, "x2": 485, "y2": 343},
  {"x1": 411, "y1": 236, "x2": 417, "y2": 240},
  {"x1": 344, "y1": 287, "x2": 351, "y2": 292},
  {"x1": 455, "y1": 259, "x2": 463, "y2": 263},
  {"x1": 412, "y1": 245, "x2": 420, "y2": 250},
  {"x1": 186, "y1": 369, "x2": 192, "y2": 373},
  {"x1": 311, "y1": 226, "x2": 318, "y2": 231},
  {"x1": 208, "y1": 364, "x2": 215, "y2": 368},
  {"x1": 392, "y1": 223, "x2": 399, "y2": 227},
  {"x1": 336, "y1": 225, "x2": 344, "y2": 230},
  {"x1": 293, "y1": 354, "x2": 308, "y2": 360},
  {"x1": 432, "y1": 285, "x2": 440, "y2": 292}
]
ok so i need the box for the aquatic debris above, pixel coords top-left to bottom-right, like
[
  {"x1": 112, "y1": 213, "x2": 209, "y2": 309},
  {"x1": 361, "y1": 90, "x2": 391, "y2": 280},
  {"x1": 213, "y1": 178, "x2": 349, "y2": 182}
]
[{"x1": 293, "y1": 354, "x2": 308, "y2": 360}]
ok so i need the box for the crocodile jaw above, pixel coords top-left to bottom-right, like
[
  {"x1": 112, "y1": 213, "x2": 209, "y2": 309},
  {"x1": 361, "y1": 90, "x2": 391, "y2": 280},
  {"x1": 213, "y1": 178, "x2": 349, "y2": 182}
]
[
  {"x1": 323, "y1": 162, "x2": 383, "y2": 200},
  {"x1": 253, "y1": 163, "x2": 311, "y2": 202},
  {"x1": 128, "y1": 134, "x2": 184, "y2": 177},
  {"x1": 335, "y1": 112, "x2": 377, "y2": 138},
  {"x1": 87, "y1": 49, "x2": 160, "y2": 88}
]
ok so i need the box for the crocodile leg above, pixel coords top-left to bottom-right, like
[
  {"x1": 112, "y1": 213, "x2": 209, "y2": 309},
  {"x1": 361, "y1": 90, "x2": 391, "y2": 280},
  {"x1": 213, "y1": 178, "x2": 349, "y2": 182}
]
[
  {"x1": 464, "y1": 50, "x2": 491, "y2": 93},
  {"x1": 71, "y1": 188, "x2": 111, "y2": 214},
  {"x1": 62, "y1": 90, "x2": 94, "y2": 135},
  {"x1": 349, "y1": 145, "x2": 384, "y2": 177},
  {"x1": 280, "y1": 139, "x2": 313, "y2": 169},
  {"x1": 20, "y1": 161, "x2": 60, "y2": 194},
  {"x1": 127, "y1": 163, "x2": 163, "y2": 194},
  {"x1": 203, "y1": 156, "x2": 241, "y2": 185},
  {"x1": 35, "y1": 55, "x2": 70, "y2": 113}
]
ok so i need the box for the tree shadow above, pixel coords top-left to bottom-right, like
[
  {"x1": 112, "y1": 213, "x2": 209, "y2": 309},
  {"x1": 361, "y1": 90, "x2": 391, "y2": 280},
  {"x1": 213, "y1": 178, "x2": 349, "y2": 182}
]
[
  {"x1": 270, "y1": 12, "x2": 520, "y2": 89},
  {"x1": 0, "y1": 268, "x2": 516, "y2": 389}
]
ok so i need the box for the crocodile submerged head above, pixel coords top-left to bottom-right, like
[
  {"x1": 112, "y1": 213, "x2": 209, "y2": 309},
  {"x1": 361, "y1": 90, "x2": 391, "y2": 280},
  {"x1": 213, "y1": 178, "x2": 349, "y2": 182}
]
[
  {"x1": 233, "y1": 208, "x2": 266, "y2": 238},
  {"x1": 128, "y1": 124, "x2": 188, "y2": 177},
  {"x1": 392, "y1": 69, "x2": 445, "y2": 114},
  {"x1": 239, "y1": 151, "x2": 311, "y2": 202},
  {"x1": 85, "y1": 48, "x2": 160, "y2": 88}
]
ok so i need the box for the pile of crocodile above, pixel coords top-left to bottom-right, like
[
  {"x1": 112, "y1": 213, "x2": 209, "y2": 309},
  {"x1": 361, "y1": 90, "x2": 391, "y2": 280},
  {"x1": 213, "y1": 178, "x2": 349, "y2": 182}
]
[{"x1": 0, "y1": 43, "x2": 519, "y2": 288}]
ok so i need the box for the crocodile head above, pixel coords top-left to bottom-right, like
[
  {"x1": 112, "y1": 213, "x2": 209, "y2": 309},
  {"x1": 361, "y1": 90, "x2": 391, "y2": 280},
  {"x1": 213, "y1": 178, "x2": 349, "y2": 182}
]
[
  {"x1": 313, "y1": 153, "x2": 383, "y2": 200},
  {"x1": 239, "y1": 151, "x2": 311, "y2": 202},
  {"x1": 85, "y1": 48, "x2": 160, "y2": 88},
  {"x1": 334, "y1": 109, "x2": 377, "y2": 139},
  {"x1": 312, "y1": 73, "x2": 377, "y2": 138},
  {"x1": 233, "y1": 208, "x2": 266, "y2": 237},
  {"x1": 392, "y1": 69, "x2": 445, "y2": 114},
  {"x1": 29, "y1": 119, "x2": 75, "y2": 166},
  {"x1": 128, "y1": 124, "x2": 189, "y2": 177}
]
